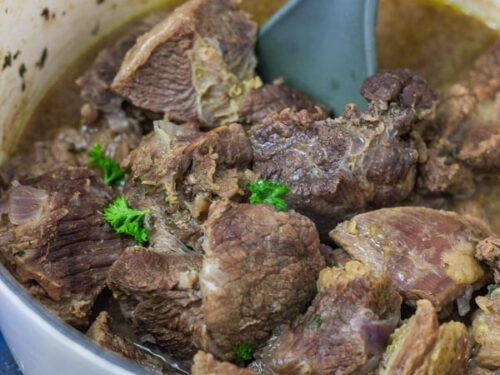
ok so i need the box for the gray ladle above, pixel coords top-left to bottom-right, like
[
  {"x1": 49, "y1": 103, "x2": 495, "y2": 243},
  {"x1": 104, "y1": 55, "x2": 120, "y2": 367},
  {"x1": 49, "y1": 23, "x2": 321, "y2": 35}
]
[{"x1": 257, "y1": 0, "x2": 378, "y2": 113}]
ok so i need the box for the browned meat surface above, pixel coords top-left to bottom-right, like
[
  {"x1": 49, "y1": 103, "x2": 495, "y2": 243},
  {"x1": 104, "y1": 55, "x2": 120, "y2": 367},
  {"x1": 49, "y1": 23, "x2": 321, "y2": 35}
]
[
  {"x1": 123, "y1": 121, "x2": 253, "y2": 250},
  {"x1": 0, "y1": 167, "x2": 130, "y2": 328},
  {"x1": 239, "y1": 83, "x2": 324, "y2": 124},
  {"x1": 476, "y1": 237, "x2": 500, "y2": 283},
  {"x1": 459, "y1": 124, "x2": 500, "y2": 173},
  {"x1": 378, "y1": 299, "x2": 469, "y2": 375},
  {"x1": 249, "y1": 69, "x2": 435, "y2": 238},
  {"x1": 107, "y1": 246, "x2": 204, "y2": 360},
  {"x1": 87, "y1": 311, "x2": 165, "y2": 374},
  {"x1": 111, "y1": 0, "x2": 258, "y2": 127},
  {"x1": 331, "y1": 207, "x2": 491, "y2": 313},
  {"x1": 256, "y1": 261, "x2": 401, "y2": 375},
  {"x1": 192, "y1": 351, "x2": 256, "y2": 375},
  {"x1": 201, "y1": 201, "x2": 325, "y2": 360},
  {"x1": 471, "y1": 290, "x2": 500, "y2": 370},
  {"x1": 76, "y1": 14, "x2": 163, "y2": 115}
]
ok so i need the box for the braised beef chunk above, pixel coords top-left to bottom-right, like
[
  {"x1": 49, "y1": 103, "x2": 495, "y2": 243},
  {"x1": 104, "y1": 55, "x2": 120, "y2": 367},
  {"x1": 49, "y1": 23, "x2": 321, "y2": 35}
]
[
  {"x1": 192, "y1": 351, "x2": 256, "y2": 375},
  {"x1": 77, "y1": 14, "x2": 163, "y2": 115},
  {"x1": 111, "y1": 0, "x2": 258, "y2": 127},
  {"x1": 378, "y1": 299, "x2": 469, "y2": 375},
  {"x1": 361, "y1": 69, "x2": 437, "y2": 111},
  {"x1": 471, "y1": 289, "x2": 500, "y2": 371},
  {"x1": 0, "y1": 167, "x2": 130, "y2": 328},
  {"x1": 239, "y1": 83, "x2": 324, "y2": 124},
  {"x1": 331, "y1": 207, "x2": 491, "y2": 313},
  {"x1": 256, "y1": 261, "x2": 401, "y2": 375},
  {"x1": 107, "y1": 246, "x2": 204, "y2": 359},
  {"x1": 201, "y1": 201, "x2": 325, "y2": 359},
  {"x1": 123, "y1": 121, "x2": 253, "y2": 250},
  {"x1": 87, "y1": 311, "x2": 164, "y2": 374},
  {"x1": 249, "y1": 70, "x2": 433, "y2": 237},
  {"x1": 458, "y1": 125, "x2": 500, "y2": 173}
]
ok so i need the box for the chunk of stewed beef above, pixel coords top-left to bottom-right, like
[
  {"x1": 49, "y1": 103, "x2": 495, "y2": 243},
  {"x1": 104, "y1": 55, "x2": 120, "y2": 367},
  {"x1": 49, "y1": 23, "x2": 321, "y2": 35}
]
[
  {"x1": 0, "y1": 167, "x2": 131, "y2": 328},
  {"x1": 377, "y1": 299, "x2": 469, "y2": 375},
  {"x1": 111, "y1": 0, "x2": 258, "y2": 127},
  {"x1": 256, "y1": 261, "x2": 401, "y2": 375},
  {"x1": 107, "y1": 246, "x2": 204, "y2": 360},
  {"x1": 201, "y1": 201, "x2": 325, "y2": 360},
  {"x1": 249, "y1": 69, "x2": 435, "y2": 238},
  {"x1": 87, "y1": 311, "x2": 165, "y2": 374},
  {"x1": 122, "y1": 121, "x2": 253, "y2": 250},
  {"x1": 331, "y1": 207, "x2": 491, "y2": 313}
]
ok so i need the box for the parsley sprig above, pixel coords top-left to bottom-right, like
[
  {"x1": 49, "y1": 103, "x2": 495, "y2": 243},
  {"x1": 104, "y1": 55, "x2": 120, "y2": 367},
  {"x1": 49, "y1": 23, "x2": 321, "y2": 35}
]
[
  {"x1": 88, "y1": 144, "x2": 126, "y2": 186},
  {"x1": 233, "y1": 342, "x2": 253, "y2": 363},
  {"x1": 247, "y1": 179, "x2": 289, "y2": 211},
  {"x1": 103, "y1": 196, "x2": 150, "y2": 245}
]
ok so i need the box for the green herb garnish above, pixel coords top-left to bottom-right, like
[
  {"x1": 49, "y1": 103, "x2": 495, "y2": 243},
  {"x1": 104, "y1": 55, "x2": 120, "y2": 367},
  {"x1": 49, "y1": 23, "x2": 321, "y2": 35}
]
[
  {"x1": 438, "y1": 148, "x2": 455, "y2": 159},
  {"x1": 103, "y1": 196, "x2": 150, "y2": 245},
  {"x1": 233, "y1": 342, "x2": 253, "y2": 363},
  {"x1": 307, "y1": 314, "x2": 322, "y2": 330},
  {"x1": 247, "y1": 179, "x2": 289, "y2": 211},
  {"x1": 88, "y1": 144, "x2": 126, "y2": 186},
  {"x1": 487, "y1": 284, "x2": 498, "y2": 295}
]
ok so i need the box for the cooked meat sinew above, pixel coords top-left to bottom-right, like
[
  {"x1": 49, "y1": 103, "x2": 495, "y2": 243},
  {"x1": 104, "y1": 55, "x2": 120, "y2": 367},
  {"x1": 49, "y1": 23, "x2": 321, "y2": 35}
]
[
  {"x1": 330, "y1": 207, "x2": 491, "y2": 313},
  {"x1": 378, "y1": 299, "x2": 469, "y2": 375},
  {"x1": 256, "y1": 261, "x2": 401, "y2": 375},
  {"x1": 201, "y1": 201, "x2": 325, "y2": 360},
  {"x1": 249, "y1": 69, "x2": 435, "y2": 238},
  {"x1": 87, "y1": 311, "x2": 165, "y2": 374},
  {"x1": 0, "y1": 167, "x2": 131, "y2": 328}
]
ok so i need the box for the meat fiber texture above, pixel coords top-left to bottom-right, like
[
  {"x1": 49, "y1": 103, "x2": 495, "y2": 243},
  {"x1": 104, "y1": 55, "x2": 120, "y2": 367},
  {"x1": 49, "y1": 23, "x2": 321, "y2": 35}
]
[
  {"x1": 200, "y1": 201, "x2": 325, "y2": 360},
  {"x1": 87, "y1": 311, "x2": 165, "y2": 374},
  {"x1": 378, "y1": 299, "x2": 469, "y2": 375},
  {"x1": 122, "y1": 121, "x2": 253, "y2": 250},
  {"x1": 107, "y1": 246, "x2": 204, "y2": 360},
  {"x1": 111, "y1": 0, "x2": 258, "y2": 127},
  {"x1": 0, "y1": 167, "x2": 130, "y2": 328},
  {"x1": 472, "y1": 289, "x2": 500, "y2": 370},
  {"x1": 256, "y1": 261, "x2": 401, "y2": 375},
  {"x1": 249, "y1": 69, "x2": 435, "y2": 238},
  {"x1": 331, "y1": 206, "x2": 491, "y2": 313}
]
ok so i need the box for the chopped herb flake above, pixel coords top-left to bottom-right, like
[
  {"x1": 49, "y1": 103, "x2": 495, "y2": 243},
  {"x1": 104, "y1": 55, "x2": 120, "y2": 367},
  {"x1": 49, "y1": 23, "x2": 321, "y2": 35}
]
[
  {"x1": 36, "y1": 48, "x2": 48, "y2": 69},
  {"x1": 487, "y1": 284, "x2": 498, "y2": 295},
  {"x1": 233, "y1": 342, "x2": 253, "y2": 363},
  {"x1": 103, "y1": 196, "x2": 150, "y2": 245},
  {"x1": 438, "y1": 148, "x2": 455, "y2": 159},
  {"x1": 88, "y1": 144, "x2": 126, "y2": 186},
  {"x1": 247, "y1": 179, "x2": 289, "y2": 211}
]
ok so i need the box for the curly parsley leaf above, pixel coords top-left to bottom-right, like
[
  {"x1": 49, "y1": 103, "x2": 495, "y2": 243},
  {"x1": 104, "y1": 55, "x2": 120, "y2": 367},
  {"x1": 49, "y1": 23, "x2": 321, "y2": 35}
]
[
  {"x1": 307, "y1": 314, "x2": 322, "y2": 330},
  {"x1": 233, "y1": 342, "x2": 253, "y2": 363},
  {"x1": 88, "y1": 143, "x2": 126, "y2": 186},
  {"x1": 247, "y1": 179, "x2": 289, "y2": 211},
  {"x1": 103, "y1": 196, "x2": 150, "y2": 245}
]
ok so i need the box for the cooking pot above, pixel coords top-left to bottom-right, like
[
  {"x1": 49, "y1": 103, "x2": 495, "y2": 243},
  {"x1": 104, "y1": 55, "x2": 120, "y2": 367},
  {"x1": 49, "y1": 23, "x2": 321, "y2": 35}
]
[{"x1": 0, "y1": 1, "x2": 498, "y2": 374}]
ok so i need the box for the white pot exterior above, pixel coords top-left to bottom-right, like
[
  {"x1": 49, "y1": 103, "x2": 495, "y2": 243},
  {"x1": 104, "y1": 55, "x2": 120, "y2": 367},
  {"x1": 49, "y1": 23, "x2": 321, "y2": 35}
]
[{"x1": 0, "y1": 1, "x2": 498, "y2": 375}]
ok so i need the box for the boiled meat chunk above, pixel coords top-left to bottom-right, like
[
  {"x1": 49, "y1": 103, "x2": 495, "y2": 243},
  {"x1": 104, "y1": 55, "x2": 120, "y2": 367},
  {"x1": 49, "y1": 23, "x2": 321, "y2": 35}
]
[
  {"x1": 192, "y1": 351, "x2": 256, "y2": 375},
  {"x1": 249, "y1": 69, "x2": 435, "y2": 238},
  {"x1": 201, "y1": 201, "x2": 325, "y2": 359},
  {"x1": 331, "y1": 207, "x2": 491, "y2": 312},
  {"x1": 257, "y1": 261, "x2": 401, "y2": 375}
]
